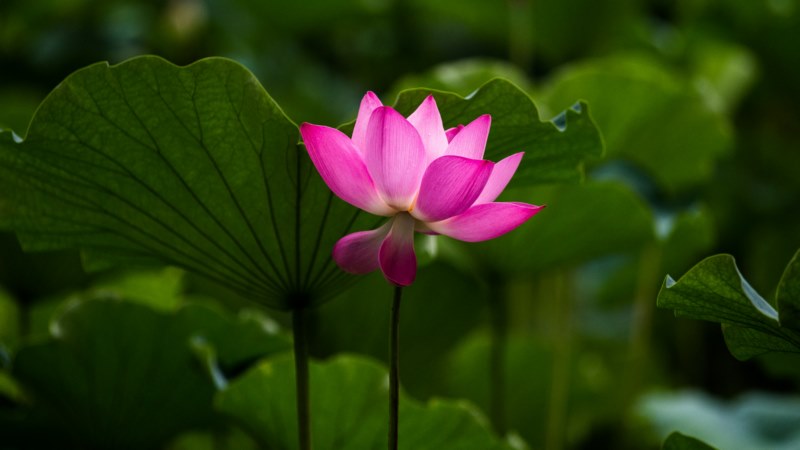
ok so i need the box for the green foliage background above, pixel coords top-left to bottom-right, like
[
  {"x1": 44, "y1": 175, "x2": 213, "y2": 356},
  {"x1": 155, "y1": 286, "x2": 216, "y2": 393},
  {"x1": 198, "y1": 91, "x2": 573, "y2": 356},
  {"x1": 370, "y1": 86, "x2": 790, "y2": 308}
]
[{"x1": 1, "y1": 0, "x2": 799, "y2": 449}]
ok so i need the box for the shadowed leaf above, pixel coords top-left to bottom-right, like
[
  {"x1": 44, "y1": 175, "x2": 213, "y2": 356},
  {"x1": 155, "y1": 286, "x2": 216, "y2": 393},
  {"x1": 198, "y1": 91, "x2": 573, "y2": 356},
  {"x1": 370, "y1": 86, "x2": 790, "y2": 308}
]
[
  {"x1": 392, "y1": 79, "x2": 603, "y2": 187},
  {"x1": 540, "y1": 54, "x2": 732, "y2": 193},
  {"x1": 661, "y1": 432, "x2": 717, "y2": 450},
  {"x1": 0, "y1": 56, "x2": 378, "y2": 310},
  {"x1": 4, "y1": 298, "x2": 290, "y2": 450},
  {"x1": 658, "y1": 250, "x2": 800, "y2": 360},
  {"x1": 216, "y1": 354, "x2": 515, "y2": 450}
]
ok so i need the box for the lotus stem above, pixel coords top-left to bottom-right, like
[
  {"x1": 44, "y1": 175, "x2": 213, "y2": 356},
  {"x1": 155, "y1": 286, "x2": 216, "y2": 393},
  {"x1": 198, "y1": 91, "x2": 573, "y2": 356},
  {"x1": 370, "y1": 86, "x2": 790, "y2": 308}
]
[
  {"x1": 389, "y1": 285, "x2": 403, "y2": 450},
  {"x1": 625, "y1": 244, "x2": 662, "y2": 405},
  {"x1": 292, "y1": 307, "x2": 312, "y2": 450}
]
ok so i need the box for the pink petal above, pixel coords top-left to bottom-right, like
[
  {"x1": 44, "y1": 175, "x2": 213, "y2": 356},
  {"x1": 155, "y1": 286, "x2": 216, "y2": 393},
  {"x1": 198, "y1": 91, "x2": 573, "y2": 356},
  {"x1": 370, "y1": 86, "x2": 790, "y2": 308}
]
[
  {"x1": 473, "y1": 152, "x2": 524, "y2": 205},
  {"x1": 379, "y1": 213, "x2": 417, "y2": 286},
  {"x1": 445, "y1": 125, "x2": 464, "y2": 143},
  {"x1": 427, "y1": 202, "x2": 544, "y2": 242},
  {"x1": 351, "y1": 91, "x2": 383, "y2": 153},
  {"x1": 365, "y1": 107, "x2": 426, "y2": 210},
  {"x1": 300, "y1": 124, "x2": 393, "y2": 216},
  {"x1": 413, "y1": 156, "x2": 494, "y2": 222},
  {"x1": 414, "y1": 221, "x2": 438, "y2": 235},
  {"x1": 407, "y1": 95, "x2": 449, "y2": 163},
  {"x1": 332, "y1": 221, "x2": 392, "y2": 274},
  {"x1": 444, "y1": 114, "x2": 491, "y2": 160}
]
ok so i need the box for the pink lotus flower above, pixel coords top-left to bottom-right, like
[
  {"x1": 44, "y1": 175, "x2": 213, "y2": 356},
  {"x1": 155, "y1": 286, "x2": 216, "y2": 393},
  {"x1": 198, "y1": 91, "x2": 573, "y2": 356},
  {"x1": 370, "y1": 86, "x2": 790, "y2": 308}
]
[{"x1": 300, "y1": 93, "x2": 543, "y2": 286}]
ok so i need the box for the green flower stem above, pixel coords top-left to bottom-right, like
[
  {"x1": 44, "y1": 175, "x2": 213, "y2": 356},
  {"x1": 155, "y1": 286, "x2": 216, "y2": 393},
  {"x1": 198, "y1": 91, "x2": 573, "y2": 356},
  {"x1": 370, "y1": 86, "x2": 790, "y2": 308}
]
[
  {"x1": 389, "y1": 285, "x2": 403, "y2": 450},
  {"x1": 292, "y1": 307, "x2": 312, "y2": 450},
  {"x1": 489, "y1": 275, "x2": 508, "y2": 435},
  {"x1": 624, "y1": 244, "x2": 662, "y2": 406}
]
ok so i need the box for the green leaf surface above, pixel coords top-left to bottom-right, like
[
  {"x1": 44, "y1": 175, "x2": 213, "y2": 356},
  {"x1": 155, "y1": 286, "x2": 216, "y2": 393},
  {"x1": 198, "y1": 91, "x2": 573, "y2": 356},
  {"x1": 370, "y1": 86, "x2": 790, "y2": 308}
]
[
  {"x1": 540, "y1": 54, "x2": 732, "y2": 193},
  {"x1": 721, "y1": 325, "x2": 800, "y2": 360},
  {"x1": 662, "y1": 432, "x2": 717, "y2": 450},
  {"x1": 392, "y1": 78, "x2": 603, "y2": 187},
  {"x1": 216, "y1": 354, "x2": 513, "y2": 450},
  {"x1": 777, "y1": 249, "x2": 800, "y2": 329},
  {"x1": 640, "y1": 391, "x2": 800, "y2": 450},
  {"x1": 658, "y1": 252, "x2": 800, "y2": 359},
  {"x1": 4, "y1": 297, "x2": 290, "y2": 450},
  {"x1": 0, "y1": 56, "x2": 377, "y2": 310}
]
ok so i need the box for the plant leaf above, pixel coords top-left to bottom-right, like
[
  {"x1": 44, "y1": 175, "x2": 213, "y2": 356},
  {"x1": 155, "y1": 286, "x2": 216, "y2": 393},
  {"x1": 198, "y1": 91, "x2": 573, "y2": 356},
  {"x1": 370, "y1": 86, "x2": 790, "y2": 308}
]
[
  {"x1": 0, "y1": 56, "x2": 377, "y2": 310},
  {"x1": 215, "y1": 354, "x2": 514, "y2": 450},
  {"x1": 722, "y1": 325, "x2": 800, "y2": 360},
  {"x1": 658, "y1": 252, "x2": 800, "y2": 359},
  {"x1": 641, "y1": 391, "x2": 800, "y2": 450},
  {"x1": 777, "y1": 249, "x2": 800, "y2": 330},
  {"x1": 391, "y1": 78, "x2": 604, "y2": 186},
  {"x1": 540, "y1": 54, "x2": 732, "y2": 193},
  {"x1": 661, "y1": 432, "x2": 717, "y2": 450},
  {"x1": 4, "y1": 297, "x2": 290, "y2": 450}
]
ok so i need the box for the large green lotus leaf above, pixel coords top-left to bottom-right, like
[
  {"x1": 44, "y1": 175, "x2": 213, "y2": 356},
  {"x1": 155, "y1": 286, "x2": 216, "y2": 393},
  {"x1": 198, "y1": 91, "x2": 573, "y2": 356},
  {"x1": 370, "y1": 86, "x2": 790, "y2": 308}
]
[
  {"x1": 307, "y1": 261, "x2": 486, "y2": 400},
  {"x1": 3, "y1": 298, "x2": 290, "y2": 450},
  {"x1": 661, "y1": 432, "x2": 717, "y2": 450},
  {"x1": 639, "y1": 391, "x2": 800, "y2": 450},
  {"x1": 24, "y1": 267, "x2": 198, "y2": 340},
  {"x1": 215, "y1": 354, "x2": 513, "y2": 450},
  {"x1": 540, "y1": 54, "x2": 732, "y2": 193},
  {"x1": 392, "y1": 78, "x2": 604, "y2": 187},
  {"x1": 0, "y1": 56, "x2": 378, "y2": 310},
  {"x1": 459, "y1": 182, "x2": 653, "y2": 274},
  {"x1": 658, "y1": 251, "x2": 800, "y2": 360}
]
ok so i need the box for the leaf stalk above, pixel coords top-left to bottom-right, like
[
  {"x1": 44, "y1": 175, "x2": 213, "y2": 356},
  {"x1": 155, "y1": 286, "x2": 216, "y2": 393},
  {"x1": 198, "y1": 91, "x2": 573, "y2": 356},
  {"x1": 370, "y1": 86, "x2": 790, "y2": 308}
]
[
  {"x1": 389, "y1": 285, "x2": 403, "y2": 450},
  {"x1": 292, "y1": 307, "x2": 312, "y2": 450}
]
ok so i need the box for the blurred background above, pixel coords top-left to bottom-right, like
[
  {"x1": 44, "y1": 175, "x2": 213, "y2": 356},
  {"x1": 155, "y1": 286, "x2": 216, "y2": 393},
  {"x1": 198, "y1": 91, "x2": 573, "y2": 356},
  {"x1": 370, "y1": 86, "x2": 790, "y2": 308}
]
[{"x1": 1, "y1": 0, "x2": 799, "y2": 449}]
